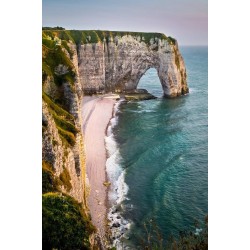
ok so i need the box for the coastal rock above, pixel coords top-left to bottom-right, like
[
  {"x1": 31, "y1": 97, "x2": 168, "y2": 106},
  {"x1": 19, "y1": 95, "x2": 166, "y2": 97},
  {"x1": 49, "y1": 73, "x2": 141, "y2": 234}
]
[
  {"x1": 54, "y1": 64, "x2": 69, "y2": 75},
  {"x1": 42, "y1": 39, "x2": 87, "y2": 204},
  {"x1": 42, "y1": 30, "x2": 189, "y2": 249},
  {"x1": 103, "y1": 181, "x2": 111, "y2": 187},
  {"x1": 123, "y1": 89, "x2": 157, "y2": 101},
  {"x1": 112, "y1": 222, "x2": 121, "y2": 228},
  {"x1": 77, "y1": 35, "x2": 188, "y2": 97},
  {"x1": 42, "y1": 101, "x2": 85, "y2": 203}
]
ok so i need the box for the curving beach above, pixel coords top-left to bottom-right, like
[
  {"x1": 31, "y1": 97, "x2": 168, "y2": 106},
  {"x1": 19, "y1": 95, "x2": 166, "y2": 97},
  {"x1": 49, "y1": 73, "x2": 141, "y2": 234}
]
[{"x1": 81, "y1": 94, "x2": 119, "y2": 243}]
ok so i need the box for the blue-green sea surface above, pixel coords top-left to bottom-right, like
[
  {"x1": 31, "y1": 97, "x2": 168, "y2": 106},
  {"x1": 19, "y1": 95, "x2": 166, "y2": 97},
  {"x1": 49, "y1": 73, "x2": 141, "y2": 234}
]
[{"x1": 109, "y1": 46, "x2": 208, "y2": 248}]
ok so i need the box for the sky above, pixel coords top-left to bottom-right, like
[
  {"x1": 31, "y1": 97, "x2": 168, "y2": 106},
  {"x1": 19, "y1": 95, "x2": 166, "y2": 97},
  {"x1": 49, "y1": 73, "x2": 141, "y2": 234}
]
[{"x1": 42, "y1": 0, "x2": 207, "y2": 45}]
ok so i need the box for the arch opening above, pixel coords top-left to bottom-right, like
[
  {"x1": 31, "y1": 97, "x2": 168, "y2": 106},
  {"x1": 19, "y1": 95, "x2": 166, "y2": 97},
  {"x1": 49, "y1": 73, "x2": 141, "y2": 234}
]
[{"x1": 137, "y1": 68, "x2": 163, "y2": 98}]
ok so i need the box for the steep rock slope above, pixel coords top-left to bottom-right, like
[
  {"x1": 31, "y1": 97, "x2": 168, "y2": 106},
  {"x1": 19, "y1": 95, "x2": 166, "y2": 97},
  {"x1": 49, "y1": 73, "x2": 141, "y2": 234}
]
[
  {"x1": 42, "y1": 39, "x2": 86, "y2": 203},
  {"x1": 42, "y1": 36, "x2": 95, "y2": 249},
  {"x1": 43, "y1": 30, "x2": 189, "y2": 97},
  {"x1": 42, "y1": 29, "x2": 189, "y2": 249}
]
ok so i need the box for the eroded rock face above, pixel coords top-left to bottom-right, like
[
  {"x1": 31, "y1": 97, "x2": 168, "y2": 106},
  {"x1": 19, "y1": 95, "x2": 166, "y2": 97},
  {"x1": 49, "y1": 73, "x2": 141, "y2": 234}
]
[
  {"x1": 42, "y1": 32, "x2": 188, "y2": 207},
  {"x1": 42, "y1": 40, "x2": 89, "y2": 205},
  {"x1": 42, "y1": 101, "x2": 85, "y2": 203},
  {"x1": 42, "y1": 33, "x2": 188, "y2": 205},
  {"x1": 78, "y1": 35, "x2": 188, "y2": 97},
  {"x1": 42, "y1": 31, "x2": 188, "y2": 248}
]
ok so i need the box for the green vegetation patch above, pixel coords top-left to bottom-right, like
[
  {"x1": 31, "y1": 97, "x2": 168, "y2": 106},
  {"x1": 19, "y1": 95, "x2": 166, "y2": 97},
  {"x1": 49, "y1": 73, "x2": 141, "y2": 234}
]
[
  {"x1": 113, "y1": 31, "x2": 164, "y2": 44},
  {"x1": 42, "y1": 40, "x2": 75, "y2": 86},
  {"x1": 42, "y1": 161, "x2": 53, "y2": 173},
  {"x1": 42, "y1": 161, "x2": 61, "y2": 193},
  {"x1": 42, "y1": 30, "x2": 56, "y2": 40},
  {"x1": 42, "y1": 61, "x2": 53, "y2": 80},
  {"x1": 42, "y1": 193, "x2": 95, "y2": 250},
  {"x1": 57, "y1": 126, "x2": 76, "y2": 146},
  {"x1": 42, "y1": 93, "x2": 74, "y2": 122},
  {"x1": 53, "y1": 112, "x2": 78, "y2": 135},
  {"x1": 94, "y1": 30, "x2": 106, "y2": 42},
  {"x1": 43, "y1": 93, "x2": 77, "y2": 146},
  {"x1": 42, "y1": 26, "x2": 65, "y2": 30},
  {"x1": 42, "y1": 29, "x2": 177, "y2": 46},
  {"x1": 59, "y1": 30, "x2": 75, "y2": 42},
  {"x1": 167, "y1": 36, "x2": 177, "y2": 45},
  {"x1": 174, "y1": 48, "x2": 180, "y2": 70},
  {"x1": 61, "y1": 40, "x2": 74, "y2": 58},
  {"x1": 59, "y1": 167, "x2": 72, "y2": 192},
  {"x1": 84, "y1": 30, "x2": 100, "y2": 43},
  {"x1": 67, "y1": 30, "x2": 87, "y2": 44},
  {"x1": 42, "y1": 38, "x2": 56, "y2": 49}
]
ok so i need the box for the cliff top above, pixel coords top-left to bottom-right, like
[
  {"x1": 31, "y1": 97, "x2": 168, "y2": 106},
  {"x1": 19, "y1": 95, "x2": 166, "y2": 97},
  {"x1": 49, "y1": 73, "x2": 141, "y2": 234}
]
[{"x1": 42, "y1": 29, "x2": 176, "y2": 45}]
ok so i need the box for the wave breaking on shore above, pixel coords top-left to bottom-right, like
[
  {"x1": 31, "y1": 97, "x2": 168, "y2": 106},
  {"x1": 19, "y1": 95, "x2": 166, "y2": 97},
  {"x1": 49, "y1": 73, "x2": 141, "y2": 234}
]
[{"x1": 105, "y1": 100, "x2": 131, "y2": 249}]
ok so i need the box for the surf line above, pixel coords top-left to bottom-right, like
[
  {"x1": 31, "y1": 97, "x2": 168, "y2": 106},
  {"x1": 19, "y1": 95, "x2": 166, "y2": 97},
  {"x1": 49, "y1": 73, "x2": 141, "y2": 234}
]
[{"x1": 105, "y1": 99, "x2": 131, "y2": 249}]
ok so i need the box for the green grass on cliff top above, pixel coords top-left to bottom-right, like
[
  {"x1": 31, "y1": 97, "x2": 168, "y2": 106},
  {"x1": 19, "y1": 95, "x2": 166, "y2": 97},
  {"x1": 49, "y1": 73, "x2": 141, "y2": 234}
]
[
  {"x1": 42, "y1": 42, "x2": 75, "y2": 86},
  {"x1": 42, "y1": 29, "x2": 176, "y2": 45}
]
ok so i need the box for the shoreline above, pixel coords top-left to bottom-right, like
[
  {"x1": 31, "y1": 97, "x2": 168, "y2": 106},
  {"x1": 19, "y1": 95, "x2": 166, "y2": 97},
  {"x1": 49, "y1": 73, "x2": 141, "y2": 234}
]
[{"x1": 81, "y1": 94, "x2": 119, "y2": 245}]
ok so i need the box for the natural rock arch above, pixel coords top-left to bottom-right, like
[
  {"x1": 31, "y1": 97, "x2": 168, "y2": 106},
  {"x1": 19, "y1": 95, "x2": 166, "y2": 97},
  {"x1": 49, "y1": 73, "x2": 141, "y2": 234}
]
[
  {"x1": 136, "y1": 67, "x2": 162, "y2": 93},
  {"x1": 77, "y1": 34, "x2": 189, "y2": 97}
]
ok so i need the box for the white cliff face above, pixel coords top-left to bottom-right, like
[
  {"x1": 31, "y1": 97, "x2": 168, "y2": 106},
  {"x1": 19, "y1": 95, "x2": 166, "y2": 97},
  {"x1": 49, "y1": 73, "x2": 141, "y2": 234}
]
[
  {"x1": 42, "y1": 40, "x2": 91, "y2": 206},
  {"x1": 42, "y1": 101, "x2": 86, "y2": 203},
  {"x1": 77, "y1": 35, "x2": 188, "y2": 97},
  {"x1": 42, "y1": 31, "x2": 188, "y2": 208},
  {"x1": 42, "y1": 31, "x2": 189, "y2": 248}
]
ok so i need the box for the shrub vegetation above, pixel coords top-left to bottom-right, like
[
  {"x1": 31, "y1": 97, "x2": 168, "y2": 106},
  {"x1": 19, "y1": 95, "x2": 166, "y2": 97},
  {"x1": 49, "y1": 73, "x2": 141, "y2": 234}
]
[
  {"x1": 42, "y1": 41, "x2": 75, "y2": 86},
  {"x1": 57, "y1": 126, "x2": 76, "y2": 146},
  {"x1": 42, "y1": 26, "x2": 65, "y2": 30},
  {"x1": 59, "y1": 167, "x2": 72, "y2": 192},
  {"x1": 42, "y1": 161, "x2": 61, "y2": 193},
  {"x1": 42, "y1": 93, "x2": 74, "y2": 122},
  {"x1": 42, "y1": 193, "x2": 95, "y2": 250},
  {"x1": 42, "y1": 29, "x2": 177, "y2": 46},
  {"x1": 52, "y1": 111, "x2": 78, "y2": 135},
  {"x1": 42, "y1": 92, "x2": 78, "y2": 146}
]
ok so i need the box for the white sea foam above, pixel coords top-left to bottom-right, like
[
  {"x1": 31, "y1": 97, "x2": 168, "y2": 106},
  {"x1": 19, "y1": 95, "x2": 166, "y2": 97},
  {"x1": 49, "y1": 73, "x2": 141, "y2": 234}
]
[
  {"x1": 194, "y1": 228, "x2": 203, "y2": 236},
  {"x1": 189, "y1": 88, "x2": 199, "y2": 93},
  {"x1": 105, "y1": 100, "x2": 131, "y2": 249}
]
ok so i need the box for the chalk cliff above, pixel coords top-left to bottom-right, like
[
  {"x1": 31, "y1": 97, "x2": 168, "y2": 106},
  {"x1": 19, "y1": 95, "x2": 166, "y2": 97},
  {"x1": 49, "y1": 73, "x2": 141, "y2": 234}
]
[
  {"x1": 43, "y1": 30, "x2": 188, "y2": 97},
  {"x1": 42, "y1": 30, "x2": 189, "y2": 204},
  {"x1": 78, "y1": 35, "x2": 188, "y2": 97},
  {"x1": 42, "y1": 29, "x2": 189, "y2": 249}
]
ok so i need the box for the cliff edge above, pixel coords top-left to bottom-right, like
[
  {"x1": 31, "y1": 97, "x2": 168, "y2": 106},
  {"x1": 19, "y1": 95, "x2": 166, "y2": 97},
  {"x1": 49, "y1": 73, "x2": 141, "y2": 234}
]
[
  {"x1": 43, "y1": 30, "x2": 189, "y2": 97},
  {"x1": 42, "y1": 29, "x2": 189, "y2": 249}
]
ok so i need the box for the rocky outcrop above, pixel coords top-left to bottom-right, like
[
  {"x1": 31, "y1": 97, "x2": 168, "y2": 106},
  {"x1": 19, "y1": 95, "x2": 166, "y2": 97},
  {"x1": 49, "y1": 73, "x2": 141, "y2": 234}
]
[
  {"x1": 42, "y1": 29, "x2": 189, "y2": 248},
  {"x1": 43, "y1": 30, "x2": 189, "y2": 98},
  {"x1": 77, "y1": 34, "x2": 188, "y2": 97},
  {"x1": 122, "y1": 89, "x2": 157, "y2": 101},
  {"x1": 42, "y1": 100, "x2": 86, "y2": 203},
  {"x1": 42, "y1": 40, "x2": 87, "y2": 204}
]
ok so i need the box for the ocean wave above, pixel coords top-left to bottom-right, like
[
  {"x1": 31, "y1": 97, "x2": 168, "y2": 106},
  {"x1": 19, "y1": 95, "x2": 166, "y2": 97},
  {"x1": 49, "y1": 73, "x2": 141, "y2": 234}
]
[
  {"x1": 126, "y1": 109, "x2": 156, "y2": 114},
  {"x1": 188, "y1": 88, "x2": 196, "y2": 93},
  {"x1": 105, "y1": 100, "x2": 131, "y2": 249}
]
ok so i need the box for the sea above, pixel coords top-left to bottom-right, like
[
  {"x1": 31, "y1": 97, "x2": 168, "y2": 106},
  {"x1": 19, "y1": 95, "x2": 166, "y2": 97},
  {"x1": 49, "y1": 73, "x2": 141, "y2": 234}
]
[{"x1": 105, "y1": 46, "x2": 208, "y2": 249}]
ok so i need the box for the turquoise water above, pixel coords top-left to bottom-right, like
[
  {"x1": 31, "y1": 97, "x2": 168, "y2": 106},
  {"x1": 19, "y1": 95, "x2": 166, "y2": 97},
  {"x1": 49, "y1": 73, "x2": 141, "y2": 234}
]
[{"x1": 110, "y1": 46, "x2": 207, "y2": 247}]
